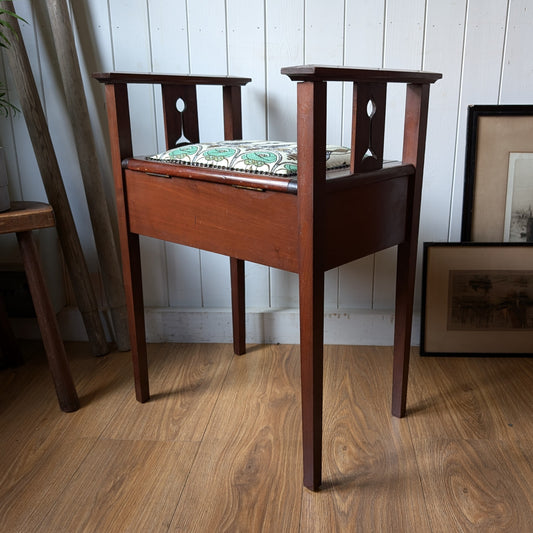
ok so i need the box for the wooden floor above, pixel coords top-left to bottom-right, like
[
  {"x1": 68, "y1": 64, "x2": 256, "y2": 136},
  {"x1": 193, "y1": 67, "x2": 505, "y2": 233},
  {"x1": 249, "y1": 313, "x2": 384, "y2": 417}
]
[{"x1": 1, "y1": 341, "x2": 532, "y2": 532}]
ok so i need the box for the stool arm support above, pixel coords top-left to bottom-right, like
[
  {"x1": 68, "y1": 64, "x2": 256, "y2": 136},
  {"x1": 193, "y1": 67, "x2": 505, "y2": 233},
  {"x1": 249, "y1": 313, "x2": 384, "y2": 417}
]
[{"x1": 93, "y1": 71, "x2": 251, "y2": 87}]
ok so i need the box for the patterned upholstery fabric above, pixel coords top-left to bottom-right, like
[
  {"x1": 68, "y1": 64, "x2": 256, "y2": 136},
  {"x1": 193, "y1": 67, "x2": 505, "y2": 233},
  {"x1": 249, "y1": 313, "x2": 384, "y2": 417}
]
[{"x1": 147, "y1": 140, "x2": 351, "y2": 177}]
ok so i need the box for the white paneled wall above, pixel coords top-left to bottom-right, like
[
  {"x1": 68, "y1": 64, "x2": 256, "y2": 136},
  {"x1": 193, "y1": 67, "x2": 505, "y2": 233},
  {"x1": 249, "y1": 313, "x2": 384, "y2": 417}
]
[{"x1": 0, "y1": 0, "x2": 531, "y2": 344}]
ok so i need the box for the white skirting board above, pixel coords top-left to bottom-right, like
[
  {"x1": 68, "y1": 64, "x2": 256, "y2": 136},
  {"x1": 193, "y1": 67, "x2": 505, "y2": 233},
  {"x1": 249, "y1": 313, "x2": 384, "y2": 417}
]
[{"x1": 10, "y1": 307, "x2": 421, "y2": 347}]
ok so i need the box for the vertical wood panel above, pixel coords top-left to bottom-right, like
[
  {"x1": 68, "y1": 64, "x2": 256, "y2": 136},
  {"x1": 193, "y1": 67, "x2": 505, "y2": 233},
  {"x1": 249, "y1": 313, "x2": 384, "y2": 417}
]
[
  {"x1": 187, "y1": 0, "x2": 231, "y2": 308},
  {"x1": 108, "y1": 0, "x2": 168, "y2": 307},
  {"x1": 410, "y1": 0, "x2": 467, "y2": 307},
  {"x1": 448, "y1": 0, "x2": 509, "y2": 239},
  {"x1": 339, "y1": 0, "x2": 386, "y2": 310},
  {"x1": 304, "y1": 0, "x2": 344, "y2": 146},
  {"x1": 500, "y1": 0, "x2": 533, "y2": 103},
  {"x1": 266, "y1": 0, "x2": 304, "y2": 309},
  {"x1": 420, "y1": 0, "x2": 467, "y2": 243},
  {"x1": 226, "y1": 0, "x2": 270, "y2": 308},
  {"x1": 305, "y1": 0, "x2": 346, "y2": 308},
  {"x1": 147, "y1": 0, "x2": 202, "y2": 309},
  {"x1": 373, "y1": 0, "x2": 427, "y2": 311},
  {"x1": 71, "y1": 0, "x2": 117, "y2": 211},
  {"x1": 1, "y1": 0, "x2": 530, "y2": 342}
]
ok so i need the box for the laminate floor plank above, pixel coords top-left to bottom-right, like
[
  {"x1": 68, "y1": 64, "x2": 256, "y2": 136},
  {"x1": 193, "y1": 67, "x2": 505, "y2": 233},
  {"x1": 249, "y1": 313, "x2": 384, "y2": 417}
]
[
  {"x1": 1, "y1": 341, "x2": 532, "y2": 532},
  {"x1": 169, "y1": 344, "x2": 303, "y2": 533},
  {"x1": 0, "y1": 436, "x2": 96, "y2": 532},
  {"x1": 300, "y1": 346, "x2": 431, "y2": 533},
  {"x1": 468, "y1": 357, "x2": 533, "y2": 441},
  {"x1": 407, "y1": 352, "x2": 533, "y2": 532},
  {"x1": 412, "y1": 438, "x2": 533, "y2": 532},
  {"x1": 38, "y1": 439, "x2": 199, "y2": 533},
  {"x1": 100, "y1": 343, "x2": 234, "y2": 442},
  {"x1": 406, "y1": 354, "x2": 502, "y2": 440}
]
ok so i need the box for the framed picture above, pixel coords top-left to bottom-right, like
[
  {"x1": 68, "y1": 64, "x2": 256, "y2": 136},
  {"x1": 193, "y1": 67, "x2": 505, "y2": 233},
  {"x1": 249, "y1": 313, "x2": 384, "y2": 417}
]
[
  {"x1": 461, "y1": 105, "x2": 533, "y2": 242},
  {"x1": 421, "y1": 243, "x2": 533, "y2": 356}
]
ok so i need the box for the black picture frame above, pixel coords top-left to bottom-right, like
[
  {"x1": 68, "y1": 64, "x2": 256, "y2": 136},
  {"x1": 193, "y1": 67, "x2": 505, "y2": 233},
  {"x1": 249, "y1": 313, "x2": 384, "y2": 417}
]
[
  {"x1": 461, "y1": 105, "x2": 533, "y2": 242},
  {"x1": 421, "y1": 242, "x2": 533, "y2": 357}
]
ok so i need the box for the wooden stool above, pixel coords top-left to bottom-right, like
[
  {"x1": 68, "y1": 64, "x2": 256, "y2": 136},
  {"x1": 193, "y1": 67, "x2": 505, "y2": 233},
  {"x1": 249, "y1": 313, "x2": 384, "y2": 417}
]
[
  {"x1": 0, "y1": 201, "x2": 79, "y2": 412},
  {"x1": 96, "y1": 66, "x2": 441, "y2": 490}
]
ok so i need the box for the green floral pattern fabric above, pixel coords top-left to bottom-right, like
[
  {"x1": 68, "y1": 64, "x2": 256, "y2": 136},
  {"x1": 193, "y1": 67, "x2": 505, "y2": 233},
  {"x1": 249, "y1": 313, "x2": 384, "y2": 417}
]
[{"x1": 147, "y1": 140, "x2": 351, "y2": 177}]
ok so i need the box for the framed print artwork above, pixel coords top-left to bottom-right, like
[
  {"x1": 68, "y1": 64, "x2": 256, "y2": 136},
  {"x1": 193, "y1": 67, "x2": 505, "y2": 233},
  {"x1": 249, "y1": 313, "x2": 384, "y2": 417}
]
[
  {"x1": 421, "y1": 243, "x2": 533, "y2": 356},
  {"x1": 504, "y1": 152, "x2": 533, "y2": 241},
  {"x1": 461, "y1": 105, "x2": 533, "y2": 242}
]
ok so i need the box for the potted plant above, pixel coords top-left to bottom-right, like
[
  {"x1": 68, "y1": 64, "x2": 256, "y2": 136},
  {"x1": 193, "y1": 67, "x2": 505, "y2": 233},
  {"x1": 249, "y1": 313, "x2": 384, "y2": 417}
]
[{"x1": 0, "y1": 3, "x2": 25, "y2": 212}]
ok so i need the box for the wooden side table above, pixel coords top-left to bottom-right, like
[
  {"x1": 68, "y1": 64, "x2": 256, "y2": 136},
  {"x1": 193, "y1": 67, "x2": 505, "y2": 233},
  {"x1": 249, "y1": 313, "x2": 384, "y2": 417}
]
[{"x1": 0, "y1": 201, "x2": 79, "y2": 412}]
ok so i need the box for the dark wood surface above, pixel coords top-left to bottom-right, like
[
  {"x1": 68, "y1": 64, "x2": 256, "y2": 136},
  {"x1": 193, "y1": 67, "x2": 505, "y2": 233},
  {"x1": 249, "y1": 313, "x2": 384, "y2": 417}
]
[
  {"x1": 124, "y1": 157, "x2": 296, "y2": 193},
  {"x1": 95, "y1": 65, "x2": 440, "y2": 490},
  {"x1": 281, "y1": 64, "x2": 442, "y2": 83},
  {"x1": 0, "y1": 201, "x2": 79, "y2": 412},
  {"x1": 392, "y1": 83, "x2": 431, "y2": 417},
  {"x1": 102, "y1": 82, "x2": 149, "y2": 403},
  {"x1": 16, "y1": 231, "x2": 79, "y2": 412},
  {"x1": 124, "y1": 169, "x2": 299, "y2": 272},
  {"x1": 93, "y1": 71, "x2": 251, "y2": 86},
  {"x1": 0, "y1": 201, "x2": 55, "y2": 234}
]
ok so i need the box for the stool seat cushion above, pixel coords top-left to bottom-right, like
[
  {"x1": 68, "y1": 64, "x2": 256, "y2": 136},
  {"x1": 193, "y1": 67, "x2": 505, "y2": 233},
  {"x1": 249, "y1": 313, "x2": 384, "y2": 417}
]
[{"x1": 147, "y1": 140, "x2": 351, "y2": 176}]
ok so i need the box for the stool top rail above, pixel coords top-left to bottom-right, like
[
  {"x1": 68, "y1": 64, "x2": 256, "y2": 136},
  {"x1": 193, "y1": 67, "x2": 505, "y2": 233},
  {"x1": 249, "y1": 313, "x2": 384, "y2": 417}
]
[
  {"x1": 0, "y1": 201, "x2": 55, "y2": 235},
  {"x1": 93, "y1": 72, "x2": 251, "y2": 86},
  {"x1": 281, "y1": 64, "x2": 442, "y2": 84}
]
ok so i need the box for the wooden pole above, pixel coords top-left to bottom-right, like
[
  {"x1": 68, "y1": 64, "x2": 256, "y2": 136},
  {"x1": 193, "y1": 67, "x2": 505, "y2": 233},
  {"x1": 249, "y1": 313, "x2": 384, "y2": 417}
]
[
  {"x1": 44, "y1": 0, "x2": 130, "y2": 351},
  {"x1": 1, "y1": 3, "x2": 108, "y2": 356}
]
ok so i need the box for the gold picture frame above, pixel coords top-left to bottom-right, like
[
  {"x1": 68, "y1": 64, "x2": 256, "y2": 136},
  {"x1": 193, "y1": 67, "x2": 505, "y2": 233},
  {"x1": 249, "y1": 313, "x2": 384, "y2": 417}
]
[{"x1": 421, "y1": 243, "x2": 533, "y2": 356}]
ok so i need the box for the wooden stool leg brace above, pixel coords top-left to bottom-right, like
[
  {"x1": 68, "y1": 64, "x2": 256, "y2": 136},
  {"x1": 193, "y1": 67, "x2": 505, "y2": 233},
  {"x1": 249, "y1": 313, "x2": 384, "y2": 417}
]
[{"x1": 17, "y1": 230, "x2": 79, "y2": 412}]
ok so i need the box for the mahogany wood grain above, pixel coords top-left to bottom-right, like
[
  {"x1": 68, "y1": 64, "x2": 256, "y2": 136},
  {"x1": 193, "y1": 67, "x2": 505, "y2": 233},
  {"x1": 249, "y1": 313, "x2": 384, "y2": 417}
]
[
  {"x1": 297, "y1": 80, "x2": 327, "y2": 491},
  {"x1": 351, "y1": 82, "x2": 387, "y2": 173},
  {"x1": 230, "y1": 258, "x2": 246, "y2": 355},
  {"x1": 223, "y1": 85, "x2": 243, "y2": 140},
  {"x1": 323, "y1": 174, "x2": 409, "y2": 270},
  {"x1": 161, "y1": 84, "x2": 200, "y2": 147},
  {"x1": 124, "y1": 157, "x2": 295, "y2": 193},
  {"x1": 392, "y1": 83, "x2": 431, "y2": 418},
  {"x1": 281, "y1": 64, "x2": 442, "y2": 84},
  {"x1": 93, "y1": 71, "x2": 251, "y2": 87},
  {"x1": 221, "y1": 84, "x2": 245, "y2": 359},
  {"x1": 103, "y1": 83, "x2": 149, "y2": 402},
  {"x1": 124, "y1": 170, "x2": 299, "y2": 272},
  {"x1": 95, "y1": 66, "x2": 440, "y2": 491}
]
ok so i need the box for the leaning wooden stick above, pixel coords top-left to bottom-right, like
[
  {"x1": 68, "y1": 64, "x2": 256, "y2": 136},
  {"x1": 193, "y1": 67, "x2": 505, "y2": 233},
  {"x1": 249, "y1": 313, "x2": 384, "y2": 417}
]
[
  {"x1": 1, "y1": 3, "x2": 108, "y2": 355},
  {"x1": 45, "y1": 0, "x2": 130, "y2": 351}
]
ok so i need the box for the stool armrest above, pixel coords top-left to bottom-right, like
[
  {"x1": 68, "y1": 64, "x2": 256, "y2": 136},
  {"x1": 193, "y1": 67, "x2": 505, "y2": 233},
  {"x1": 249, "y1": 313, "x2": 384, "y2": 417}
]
[
  {"x1": 93, "y1": 72, "x2": 251, "y2": 87},
  {"x1": 281, "y1": 64, "x2": 441, "y2": 84}
]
